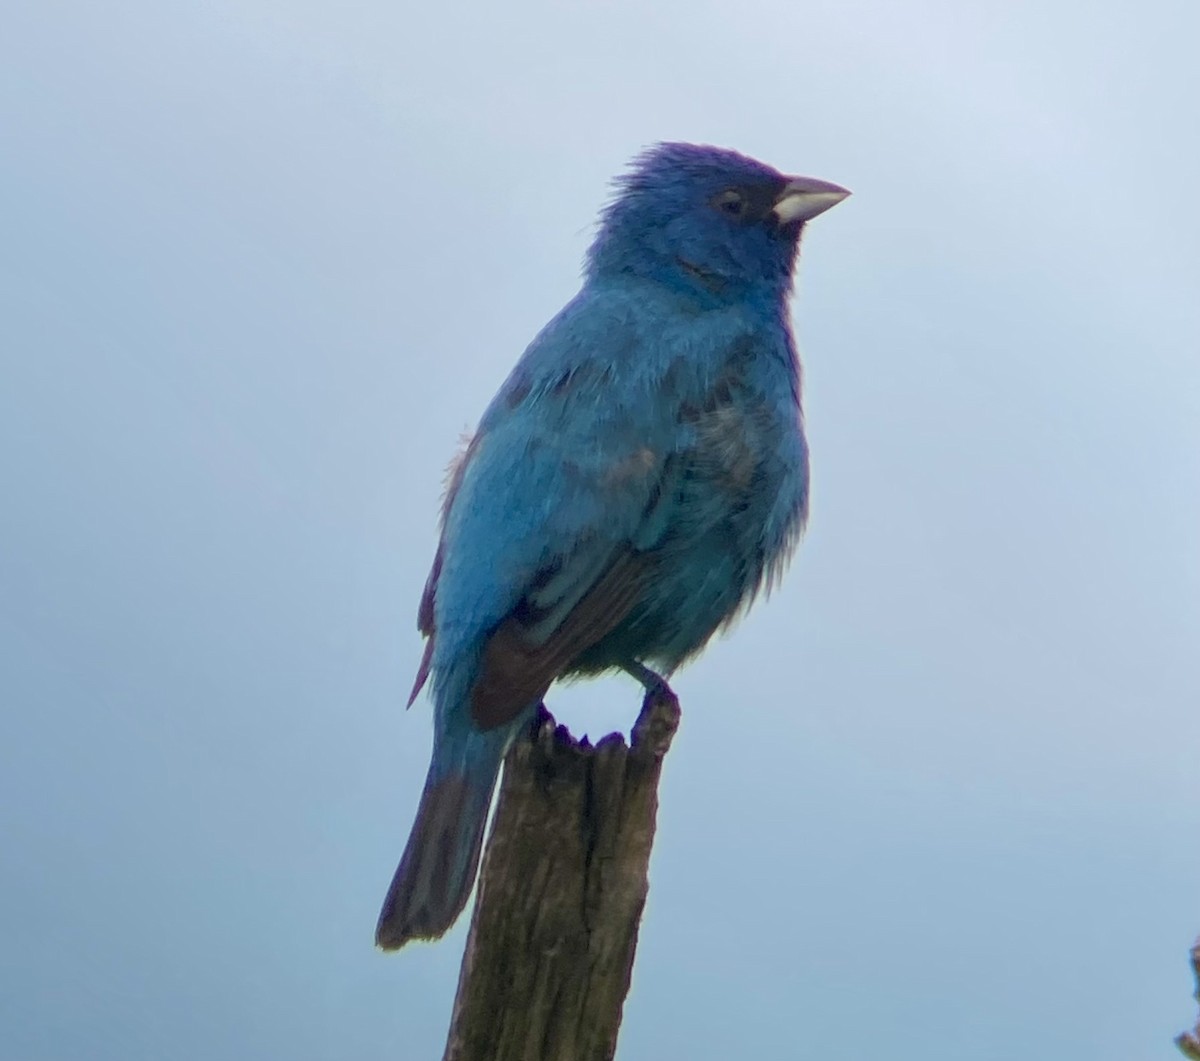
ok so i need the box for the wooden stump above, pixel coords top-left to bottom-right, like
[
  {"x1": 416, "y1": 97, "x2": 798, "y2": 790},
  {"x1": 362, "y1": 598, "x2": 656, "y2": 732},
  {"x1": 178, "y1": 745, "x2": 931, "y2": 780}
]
[{"x1": 442, "y1": 690, "x2": 681, "y2": 1061}]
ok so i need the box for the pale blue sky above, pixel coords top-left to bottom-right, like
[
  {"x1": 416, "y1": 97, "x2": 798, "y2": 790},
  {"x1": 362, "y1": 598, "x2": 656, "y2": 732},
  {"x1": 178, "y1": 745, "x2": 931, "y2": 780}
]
[{"x1": 2, "y1": 2, "x2": 1198, "y2": 1058}]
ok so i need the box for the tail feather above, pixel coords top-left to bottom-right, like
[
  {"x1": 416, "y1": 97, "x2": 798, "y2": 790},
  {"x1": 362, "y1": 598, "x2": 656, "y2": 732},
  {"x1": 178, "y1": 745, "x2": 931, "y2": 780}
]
[{"x1": 375, "y1": 763, "x2": 499, "y2": 950}]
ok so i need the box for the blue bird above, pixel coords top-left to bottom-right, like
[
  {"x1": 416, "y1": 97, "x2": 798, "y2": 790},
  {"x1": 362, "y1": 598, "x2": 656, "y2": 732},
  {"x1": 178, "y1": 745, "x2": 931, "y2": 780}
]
[{"x1": 376, "y1": 143, "x2": 848, "y2": 949}]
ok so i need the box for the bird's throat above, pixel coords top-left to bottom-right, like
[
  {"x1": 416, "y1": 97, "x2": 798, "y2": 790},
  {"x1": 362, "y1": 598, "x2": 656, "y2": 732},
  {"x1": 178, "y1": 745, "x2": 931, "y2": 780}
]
[{"x1": 674, "y1": 256, "x2": 727, "y2": 296}]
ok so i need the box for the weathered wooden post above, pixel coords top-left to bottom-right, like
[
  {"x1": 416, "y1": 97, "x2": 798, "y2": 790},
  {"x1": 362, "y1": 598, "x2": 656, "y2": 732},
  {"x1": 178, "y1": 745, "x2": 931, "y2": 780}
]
[{"x1": 442, "y1": 690, "x2": 681, "y2": 1061}]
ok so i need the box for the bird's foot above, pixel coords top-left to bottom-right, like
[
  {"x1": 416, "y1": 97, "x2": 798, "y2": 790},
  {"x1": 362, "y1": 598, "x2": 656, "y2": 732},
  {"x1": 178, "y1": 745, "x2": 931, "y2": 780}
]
[
  {"x1": 620, "y1": 659, "x2": 678, "y2": 710},
  {"x1": 624, "y1": 660, "x2": 681, "y2": 759}
]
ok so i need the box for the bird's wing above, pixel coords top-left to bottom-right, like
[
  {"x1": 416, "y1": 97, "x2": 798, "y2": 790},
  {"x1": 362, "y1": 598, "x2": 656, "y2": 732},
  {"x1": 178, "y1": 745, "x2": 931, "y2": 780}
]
[
  {"x1": 468, "y1": 545, "x2": 654, "y2": 728},
  {"x1": 408, "y1": 290, "x2": 683, "y2": 728}
]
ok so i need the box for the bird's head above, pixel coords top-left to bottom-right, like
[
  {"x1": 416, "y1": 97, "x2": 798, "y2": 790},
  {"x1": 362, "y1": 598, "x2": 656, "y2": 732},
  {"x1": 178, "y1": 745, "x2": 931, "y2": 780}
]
[{"x1": 587, "y1": 142, "x2": 849, "y2": 305}]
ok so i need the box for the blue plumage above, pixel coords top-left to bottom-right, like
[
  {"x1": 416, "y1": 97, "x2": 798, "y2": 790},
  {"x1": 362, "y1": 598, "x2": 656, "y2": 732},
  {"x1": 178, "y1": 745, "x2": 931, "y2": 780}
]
[{"x1": 376, "y1": 143, "x2": 848, "y2": 949}]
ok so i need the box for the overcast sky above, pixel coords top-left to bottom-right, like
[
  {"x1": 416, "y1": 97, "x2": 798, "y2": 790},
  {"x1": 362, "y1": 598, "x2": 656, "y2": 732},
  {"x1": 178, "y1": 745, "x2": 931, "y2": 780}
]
[{"x1": 2, "y1": 2, "x2": 1198, "y2": 1058}]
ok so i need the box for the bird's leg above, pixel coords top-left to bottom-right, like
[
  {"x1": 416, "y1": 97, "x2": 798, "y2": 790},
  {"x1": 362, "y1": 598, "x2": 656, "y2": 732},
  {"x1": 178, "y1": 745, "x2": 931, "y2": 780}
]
[
  {"x1": 622, "y1": 660, "x2": 682, "y2": 755},
  {"x1": 620, "y1": 659, "x2": 678, "y2": 708}
]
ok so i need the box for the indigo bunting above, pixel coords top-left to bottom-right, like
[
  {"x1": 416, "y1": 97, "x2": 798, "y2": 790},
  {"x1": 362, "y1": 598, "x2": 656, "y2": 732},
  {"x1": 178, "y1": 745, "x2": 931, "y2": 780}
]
[{"x1": 376, "y1": 143, "x2": 848, "y2": 949}]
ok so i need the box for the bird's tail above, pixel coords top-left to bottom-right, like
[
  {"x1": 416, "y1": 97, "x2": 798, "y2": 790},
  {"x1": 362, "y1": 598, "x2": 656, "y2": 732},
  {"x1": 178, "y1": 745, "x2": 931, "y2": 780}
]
[{"x1": 374, "y1": 751, "x2": 501, "y2": 950}]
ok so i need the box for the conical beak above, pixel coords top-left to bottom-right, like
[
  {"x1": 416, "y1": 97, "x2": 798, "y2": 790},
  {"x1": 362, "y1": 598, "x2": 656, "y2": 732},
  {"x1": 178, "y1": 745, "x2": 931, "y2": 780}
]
[{"x1": 773, "y1": 176, "x2": 851, "y2": 224}]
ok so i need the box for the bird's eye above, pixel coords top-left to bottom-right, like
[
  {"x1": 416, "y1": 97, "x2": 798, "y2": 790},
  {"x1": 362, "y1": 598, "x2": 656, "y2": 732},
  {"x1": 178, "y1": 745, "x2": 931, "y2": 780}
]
[{"x1": 713, "y1": 190, "x2": 746, "y2": 217}]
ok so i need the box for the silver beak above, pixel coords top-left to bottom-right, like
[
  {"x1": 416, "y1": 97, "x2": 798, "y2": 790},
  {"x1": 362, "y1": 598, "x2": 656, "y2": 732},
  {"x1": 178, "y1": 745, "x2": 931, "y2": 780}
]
[{"x1": 772, "y1": 176, "x2": 851, "y2": 225}]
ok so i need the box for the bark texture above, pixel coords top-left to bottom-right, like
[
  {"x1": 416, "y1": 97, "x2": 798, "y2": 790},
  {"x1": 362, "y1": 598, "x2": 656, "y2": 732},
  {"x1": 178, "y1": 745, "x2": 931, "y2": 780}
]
[{"x1": 442, "y1": 690, "x2": 681, "y2": 1061}]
